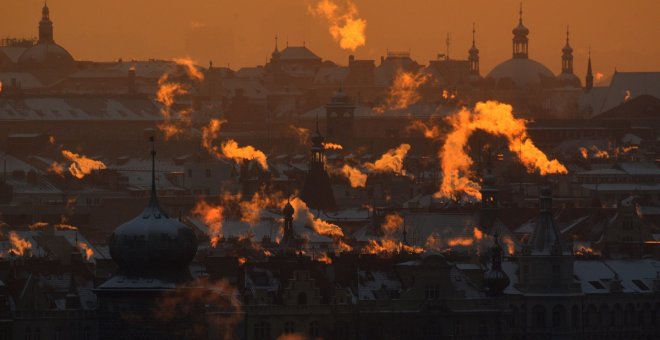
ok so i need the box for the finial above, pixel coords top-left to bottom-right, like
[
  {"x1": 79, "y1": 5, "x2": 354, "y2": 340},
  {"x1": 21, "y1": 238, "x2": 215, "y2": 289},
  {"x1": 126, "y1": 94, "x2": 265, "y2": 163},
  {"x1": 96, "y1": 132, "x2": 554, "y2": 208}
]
[
  {"x1": 472, "y1": 23, "x2": 476, "y2": 46},
  {"x1": 566, "y1": 25, "x2": 570, "y2": 44},
  {"x1": 519, "y1": 2, "x2": 523, "y2": 23},
  {"x1": 275, "y1": 34, "x2": 278, "y2": 50}
]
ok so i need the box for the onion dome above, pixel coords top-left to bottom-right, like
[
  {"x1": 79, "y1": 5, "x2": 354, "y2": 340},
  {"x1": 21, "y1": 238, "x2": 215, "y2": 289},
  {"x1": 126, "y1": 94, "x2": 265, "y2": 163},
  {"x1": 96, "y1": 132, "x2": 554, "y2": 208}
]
[
  {"x1": 512, "y1": 4, "x2": 529, "y2": 37},
  {"x1": 483, "y1": 233, "x2": 510, "y2": 295},
  {"x1": 108, "y1": 138, "x2": 197, "y2": 274}
]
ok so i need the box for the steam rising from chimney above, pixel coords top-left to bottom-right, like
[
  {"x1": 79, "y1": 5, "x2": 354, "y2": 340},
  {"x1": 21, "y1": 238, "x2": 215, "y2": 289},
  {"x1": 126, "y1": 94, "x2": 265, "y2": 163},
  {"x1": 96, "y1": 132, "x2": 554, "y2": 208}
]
[
  {"x1": 310, "y1": 0, "x2": 367, "y2": 51},
  {"x1": 437, "y1": 101, "x2": 566, "y2": 201}
]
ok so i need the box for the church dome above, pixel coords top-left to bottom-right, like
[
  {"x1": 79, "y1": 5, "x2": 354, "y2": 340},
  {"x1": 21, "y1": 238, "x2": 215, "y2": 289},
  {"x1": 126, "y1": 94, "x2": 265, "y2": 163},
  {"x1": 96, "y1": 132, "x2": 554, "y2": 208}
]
[
  {"x1": 18, "y1": 42, "x2": 74, "y2": 68},
  {"x1": 486, "y1": 58, "x2": 555, "y2": 88},
  {"x1": 108, "y1": 196, "x2": 198, "y2": 273},
  {"x1": 556, "y1": 72, "x2": 581, "y2": 88},
  {"x1": 109, "y1": 141, "x2": 197, "y2": 274}
]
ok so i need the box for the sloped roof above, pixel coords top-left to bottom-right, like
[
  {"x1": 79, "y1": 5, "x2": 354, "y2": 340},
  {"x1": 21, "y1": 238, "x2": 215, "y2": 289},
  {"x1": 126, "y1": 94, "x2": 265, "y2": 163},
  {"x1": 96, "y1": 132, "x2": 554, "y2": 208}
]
[
  {"x1": 593, "y1": 94, "x2": 660, "y2": 120},
  {"x1": 0, "y1": 95, "x2": 161, "y2": 121},
  {"x1": 279, "y1": 46, "x2": 321, "y2": 61}
]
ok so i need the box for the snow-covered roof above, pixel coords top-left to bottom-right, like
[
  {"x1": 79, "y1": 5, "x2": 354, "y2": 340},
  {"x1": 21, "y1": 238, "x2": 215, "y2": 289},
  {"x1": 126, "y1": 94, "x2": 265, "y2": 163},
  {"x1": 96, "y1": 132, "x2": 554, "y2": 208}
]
[{"x1": 0, "y1": 96, "x2": 161, "y2": 121}]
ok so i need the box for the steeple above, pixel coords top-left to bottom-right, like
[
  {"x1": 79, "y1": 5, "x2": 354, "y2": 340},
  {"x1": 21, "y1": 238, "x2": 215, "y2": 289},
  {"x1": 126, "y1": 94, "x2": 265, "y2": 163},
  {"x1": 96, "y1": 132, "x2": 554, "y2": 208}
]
[
  {"x1": 279, "y1": 198, "x2": 296, "y2": 254},
  {"x1": 480, "y1": 148, "x2": 499, "y2": 233},
  {"x1": 300, "y1": 115, "x2": 336, "y2": 211},
  {"x1": 145, "y1": 135, "x2": 166, "y2": 218},
  {"x1": 524, "y1": 185, "x2": 567, "y2": 256},
  {"x1": 468, "y1": 23, "x2": 480, "y2": 76},
  {"x1": 38, "y1": 1, "x2": 54, "y2": 43},
  {"x1": 561, "y1": 26, "x2": 574, "y2": 75},
  {"x1": 512, "y1": 2, "x2": 529, "y2": 59},
  {"x1": 585, "y1": 48, "x2": 594, "y2": 91}
]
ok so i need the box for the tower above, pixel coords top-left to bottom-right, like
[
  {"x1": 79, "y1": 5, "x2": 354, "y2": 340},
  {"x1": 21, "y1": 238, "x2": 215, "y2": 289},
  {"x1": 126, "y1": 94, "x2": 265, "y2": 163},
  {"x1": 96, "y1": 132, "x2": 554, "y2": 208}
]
[
  {"x1": 518, "y1": 186, "x2": 578, "y2": 294},
  {"x1": 279, "y1": 200, "x2": 296, "y2": 254},
  {"x1": 585, "y1": 49, "x2": 594, "y2": 91},
  {"x1": 479, "y1": 171, "x2": 499, "y2": 234},
  {"x1": 468, "y1": 23, "x2": 480, "y2": 76},
  {"x1": 299, "y1": 119, "x2": 336, "y2": 211},
  {"x1": 325, "y1": 88, "x2": 355, "y2": 145},
  {"x1": 38, "y1": 2, "x2": 54, "y2": 44},
  {"x1": 512, "y1": 3, "x2": 529, "y2": 59},
  {"x1": 561, "y1": 26, "x2": 574, "y2": 75}
]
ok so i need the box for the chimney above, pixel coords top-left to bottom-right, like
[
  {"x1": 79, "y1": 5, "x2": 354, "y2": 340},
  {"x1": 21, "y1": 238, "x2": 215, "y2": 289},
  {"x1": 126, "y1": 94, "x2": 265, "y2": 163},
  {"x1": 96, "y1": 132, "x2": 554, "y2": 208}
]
[{"x1": 127, "y1": 67, "x2": 136, "y2": 94}]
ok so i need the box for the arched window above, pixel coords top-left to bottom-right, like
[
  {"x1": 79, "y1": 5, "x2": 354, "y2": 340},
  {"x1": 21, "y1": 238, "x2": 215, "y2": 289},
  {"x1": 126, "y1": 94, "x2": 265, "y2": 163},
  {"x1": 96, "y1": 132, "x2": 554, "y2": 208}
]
[
  {"x1": 532, "y1": 305, "x2": 546, "y2": 329},
  {"x1": 552, "y1": 305, "x2": 567, "y2": 329},
  {"x1": 571, "y1": 305, "x2": 579, "y2": 329},
  {"x1": 297, "y1": 292, "x2": 307, "y2": 305}
]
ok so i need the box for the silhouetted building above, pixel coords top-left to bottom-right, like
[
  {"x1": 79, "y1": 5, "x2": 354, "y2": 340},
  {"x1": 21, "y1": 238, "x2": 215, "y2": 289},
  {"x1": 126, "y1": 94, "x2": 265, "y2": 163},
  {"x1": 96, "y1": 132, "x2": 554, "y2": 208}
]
[{"x1": 300, "y1": 122, "x2": 336, "y2": 211}]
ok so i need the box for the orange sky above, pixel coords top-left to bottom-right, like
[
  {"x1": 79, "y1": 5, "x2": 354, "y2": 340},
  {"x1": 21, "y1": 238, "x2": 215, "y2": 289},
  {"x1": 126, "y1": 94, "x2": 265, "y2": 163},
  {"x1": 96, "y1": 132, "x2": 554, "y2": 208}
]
[{"x1": 1, "y1": 0, "x2": 658, "y2": 83}]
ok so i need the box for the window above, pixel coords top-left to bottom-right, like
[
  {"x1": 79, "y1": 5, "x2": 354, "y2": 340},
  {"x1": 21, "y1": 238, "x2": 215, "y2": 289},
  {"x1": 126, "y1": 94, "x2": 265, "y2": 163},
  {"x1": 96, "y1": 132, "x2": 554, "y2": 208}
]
[
  {"x1": 309, "y1": 321, "x2": 320, "y2": 338},
  {"x1": 552, "y1": 305, "x2": 566, "y2": 328},
  {"x1": 254, "y1": 321, "x2": 270, "y2": 340},
  {"x1": 532, "y1": 305, "x2": 546, "y2": 329},
  {"x1": 478, "y1": 320, "x2": 487, "y2": 336},
  {"x1": 297, "y1": 292, "x2": 307, "y2": 305},
  {"x1": 453, "y1": 320, "x2": 462, "y2": 336},
  {"x1": 424, "y1": 284, "x2": 440, "y2": 300},
  {"x1": 632, "y1": 279, "x2": 649, "y2": 291},
  {"x1": 284, "y1": 321, "x2": 295, "y2": 334}
]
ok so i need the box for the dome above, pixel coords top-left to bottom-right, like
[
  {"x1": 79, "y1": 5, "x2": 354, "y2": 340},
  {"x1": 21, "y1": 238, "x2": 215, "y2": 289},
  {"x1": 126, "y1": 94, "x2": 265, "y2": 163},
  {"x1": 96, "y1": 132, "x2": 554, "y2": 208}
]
[
  {"x1": 486, "y1": 58, "x2": 555, "y2": 88},
  {"x1": 512, "y1": 22, "x2": 529, "y2": 37},
  {"x1": 556, "y1": 72, "x2": 581, "y2": 88},
  {"x1": 483, "y1": 266, "x2": 510, "y2": 294},
  {"x1": 109, "y1": 196, "x2": 198, "y2": 274},
  {"x1": 18, "y1": 42, "x2": 74, "y2": 68}
]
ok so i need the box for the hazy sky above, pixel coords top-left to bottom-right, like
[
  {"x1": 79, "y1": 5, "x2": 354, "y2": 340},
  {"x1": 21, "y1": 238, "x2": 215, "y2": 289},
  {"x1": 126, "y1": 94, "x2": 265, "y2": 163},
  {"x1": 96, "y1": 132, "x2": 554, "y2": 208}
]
[{"x1": 1, "y1": 0, "x2": 658, "y2": 82}]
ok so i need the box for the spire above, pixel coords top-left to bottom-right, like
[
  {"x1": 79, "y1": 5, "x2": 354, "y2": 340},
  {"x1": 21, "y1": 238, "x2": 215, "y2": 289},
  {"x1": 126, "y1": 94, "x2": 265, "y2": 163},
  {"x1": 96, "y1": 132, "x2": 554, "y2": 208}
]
[
  {"x1": 468, "y1": 23, "x2": 480, "y2": 76},
  {"x1": 145, "y1": 135, "x2": 165, "y2": 218},
  {"x1": 525, "y1": 185, "x2": 566, "y2": 256},
  {"x1": 585, "y1": 47, "x2": 594, "y2": 91},
  {"x1": 561, "y1": 25, "x2": 574, "y2": 75},
  {"x1": 38, "y1": 0, "x2": 54, "y2": 43},
  {"x1": 512, "y1": 2, "x2": 529, "y2": 59}
]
